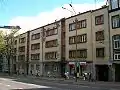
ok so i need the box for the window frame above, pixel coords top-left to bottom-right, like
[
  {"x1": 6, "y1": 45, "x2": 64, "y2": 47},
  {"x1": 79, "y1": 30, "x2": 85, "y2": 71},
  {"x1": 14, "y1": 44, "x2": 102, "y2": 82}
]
[
  {"x1": 31, "y1": 43, "x2": 40, "y2": 50},
  {"x1": 46, "y1": 28, "x2": 58, "y2": 37},
  {"x1": 113, "y1": 35, "x2": 120, "y2": 49},
  {"x1": 96, "y1": 48, "x2": 105, "y2": 57},
  {"x1": 110, "y1": 0, "x2": 119, "y2": 10},
  {"x1": 95, "y1": 15, "x2": 104, "y2": 25},
  {"x1": 114, "y1": 53, "x2": 120, "y2": 60},
  {"x1": 45, "y1": 39, "x2": 58, "y2": 48},
  {"x1": 31, "y1": 33, "x2": 40, "y2": 40},
  {"x1": 45, "y1": 52, "x2": 57, "y2": 60},
  {"x1": 19, "y1": 46, "x2": 25, "y2": 52},
  {"x1": 31, "y1": 53, "x2": 40, "y2": 60},
  {"x1": 96, "y1": 30, "x2": 104, "y2": 41},
  {"x1": 111, "y1": 15, "x2": 120, "y2": 29}
]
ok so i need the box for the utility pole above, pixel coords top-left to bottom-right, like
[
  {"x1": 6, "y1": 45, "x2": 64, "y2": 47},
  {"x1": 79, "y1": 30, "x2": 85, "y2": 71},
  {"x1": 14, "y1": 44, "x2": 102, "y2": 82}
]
[
  {"x1": 41, "y1": 27, "x2": 45, "y2": 76},
  {"x1": 75, "y1": 18, "x2": 78, "y2": 82},
  {"x1": 62, "y1": 3, "x2": 79, "y2": 82}
]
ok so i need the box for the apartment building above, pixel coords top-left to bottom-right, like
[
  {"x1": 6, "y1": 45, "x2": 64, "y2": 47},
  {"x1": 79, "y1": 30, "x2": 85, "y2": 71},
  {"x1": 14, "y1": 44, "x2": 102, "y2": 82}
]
[
  {"x1": 42, "y1": 19, "x2": 65, "y2": 77},
  {"x1": 23, "y1": 18, "x2": 66, "y2": 77},
  {"x1": 29, "y1": 28, "x2": 41, "y2": 76},
  {"x1": 15, "y1": 32, "x2": 28, "y2": 74},
  {"x1": 108, "y1": 0, "x2": 120, "y2": 81},
  {"x1": 65, "y1": 11, "x2": 93, "y2": 77},
  {"x1": 91, "y1": 6, "x2": 110, "y2": 81}
]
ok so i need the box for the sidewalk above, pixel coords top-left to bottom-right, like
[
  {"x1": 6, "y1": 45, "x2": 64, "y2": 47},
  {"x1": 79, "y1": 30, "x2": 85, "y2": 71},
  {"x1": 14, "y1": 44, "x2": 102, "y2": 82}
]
[
  {"x1": 27, "y1": 75, "x2": 120, "y2": 89},
  {"x1": 0, "y1": 73, "x2": 120, "y2": 89}
]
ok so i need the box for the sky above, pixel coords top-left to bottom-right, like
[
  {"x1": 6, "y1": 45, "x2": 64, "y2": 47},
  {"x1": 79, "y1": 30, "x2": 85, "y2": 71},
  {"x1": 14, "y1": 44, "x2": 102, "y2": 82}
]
[{"x1": 0, "y1": 0, "x2": 106, "y2": 33}]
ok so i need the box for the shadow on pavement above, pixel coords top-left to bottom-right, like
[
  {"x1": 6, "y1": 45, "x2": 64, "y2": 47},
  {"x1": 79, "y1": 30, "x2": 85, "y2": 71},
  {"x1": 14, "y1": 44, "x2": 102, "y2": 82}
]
[{"x1": 10, "y1": 88, "x2": 52, "y2": 90}]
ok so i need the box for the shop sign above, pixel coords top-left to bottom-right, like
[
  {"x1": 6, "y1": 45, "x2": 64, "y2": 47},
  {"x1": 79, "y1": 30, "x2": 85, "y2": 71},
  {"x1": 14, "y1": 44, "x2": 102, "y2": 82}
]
[
  {"x1": 80, "y1": 62, "x2": 86, "y2": 65},
  {"x1": 69, "y1": 62, "x2": 75, "y2": 65}
]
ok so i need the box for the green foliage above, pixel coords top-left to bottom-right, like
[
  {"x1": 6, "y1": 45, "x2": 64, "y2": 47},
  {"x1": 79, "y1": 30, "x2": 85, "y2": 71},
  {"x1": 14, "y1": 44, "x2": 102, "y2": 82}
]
[{"x1": 0, "y1": 31, "x2": 5, "y2": 53}]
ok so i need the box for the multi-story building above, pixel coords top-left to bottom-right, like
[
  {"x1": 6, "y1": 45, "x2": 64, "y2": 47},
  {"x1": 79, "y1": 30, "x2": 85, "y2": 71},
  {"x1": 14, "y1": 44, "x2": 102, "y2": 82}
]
[
  {"x1": 29, "y1": 28, "x2": 41, "y2": 76},
  {"x1": 27, "y1": 18, "x2": 65, "y2": 77},
  {"x1": 65, "y1": 6, "x2": 111, "y2": 81},
  {"x1": 10, "y1": 3, "x2": 120, "y2": 82},
  {"x1": 42, "y1": 19, "x2": 65, "y2": 77},
  {"x1": 91, "y1": 6, "x2": 110, "y2": 81},
  {"x1": 65, "y1": 11, "x2": 93, "y2": 77},
  {"x1": 15, "y1": 32, "x2": 28, "y2": 74},
  {"x1": 108, "y1": 0, "x2": 120, "y2": 81}
]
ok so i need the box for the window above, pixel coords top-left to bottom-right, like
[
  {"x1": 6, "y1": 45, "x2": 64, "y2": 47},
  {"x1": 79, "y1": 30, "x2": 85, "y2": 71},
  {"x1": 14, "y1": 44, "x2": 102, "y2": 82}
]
[
  {"x1": 36, "y1": 64, "x2": 40, "y2": 70},
  {"x1": 14, "y1": 48, "x2": 17, "y2": 53},
  {"x1": 31, "y1": 33, "x2": 40, "y2": 40},
  {"x1": 69, "y1": 36, "x2": 75, "y2": 44},
  {"x1": 31, "y1": 53, "x2": 40, "y2": 60},
  {"x1": 114, "y1": 53, "x2": 120, "y2": 60},
  {"x1": 112, "y1": 15, "x2": 120, "y2": 28},
  {"x1": 79, "y1": 20, "x2": 87, "y2": 29},
  {"x1": 69, "y1": 49, "x2": 87, "y2": 59},
  {"x1": 111, "y1": 0, "x2": 119, "y2": 10},
  {"x1": 69, "y1": 23, "x2": 76, "y2": 31},
  {"x1": 31, "y1": 43, "x2": 40, "y2": 50},
  {"x1": 46, "y1": 27, "x2": 58, "y2": 36},
  {"x1": 19, "y1": 37, "x2": 26, "y2": 43},
  {"x1": 96, "y1": 48, "x2": 104, "y2": 57},
  {"x1": 69, "y1": 34, "x2": 87, "y2": 44},
  {"x1": 113, "y1": 35, "x2": 120, "y2": 49},
  {"x1": 45, "y1": 52, "x2": 57, "y2": 60},
  {"x1": 18, "y1": 55, "x2": 25, "y2": 61},
  {"x1": 19, "y1": 46, "x2": 25, "y2": 52},
  {"x1": 96, "y1": 31, "x2": 104, "y2": 41},
  {"x1": 45, "y1": 39, "x2": 58, "y2": 48},
  {"x1": 69, "y1": 50, "x2": 76, "y2": 58},
  {"x1": 14, "y1": 40, "x2": 17, "y2": 45},
  {"x1": 77, "y1": 49, "x2": 87, "y2": 58},
  {"x1": 95, "y1": 15, "x2": 104, "y2": 25},
  {"x1": 77, "y1": 34, "x2": 87, "y2": 43},
  {"x1": 69, "y1": 19, "x2": 87, "y2": 31}
]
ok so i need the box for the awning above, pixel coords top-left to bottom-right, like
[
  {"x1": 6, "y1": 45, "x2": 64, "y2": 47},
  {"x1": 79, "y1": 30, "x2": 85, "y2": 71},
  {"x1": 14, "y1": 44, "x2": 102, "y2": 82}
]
[
  {"x1": 80, "y1": 62, "x2": 86, "y2": 65},
  {"x1": 69, "y1": 62, "x2": 75, "y2": 65}
]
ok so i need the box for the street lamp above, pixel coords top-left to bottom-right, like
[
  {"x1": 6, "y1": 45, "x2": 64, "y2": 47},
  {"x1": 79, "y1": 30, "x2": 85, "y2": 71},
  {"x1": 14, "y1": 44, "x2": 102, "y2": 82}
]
[
  {"x1": 62, "y1": 7, "x2": 74, "y2": 15},
  {"x1": 41, "y1": 27, "x2": 46, "y2": 76},
  {"x1": 62, "y1": 4, "x2": 79, "y2": 82}
]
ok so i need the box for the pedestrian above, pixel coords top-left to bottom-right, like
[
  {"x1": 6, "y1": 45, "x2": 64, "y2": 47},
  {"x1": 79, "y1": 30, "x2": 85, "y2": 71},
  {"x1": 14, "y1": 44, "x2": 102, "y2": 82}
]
[
  {"x1": 88, "y1": 72, "x2": 91, "y2": 82},
  {"x1": 64, "y1": 71, "x2": 69, "y2": 80}
]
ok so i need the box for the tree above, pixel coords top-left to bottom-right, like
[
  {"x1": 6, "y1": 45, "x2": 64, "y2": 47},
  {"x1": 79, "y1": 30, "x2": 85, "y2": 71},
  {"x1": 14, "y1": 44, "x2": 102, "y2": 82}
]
[
  {"x1": 0, "y1": 26, "x2": 20, "y2": 75},
  {"x1": 0, "y1": 31, "x2": 5, "y2": 54}
]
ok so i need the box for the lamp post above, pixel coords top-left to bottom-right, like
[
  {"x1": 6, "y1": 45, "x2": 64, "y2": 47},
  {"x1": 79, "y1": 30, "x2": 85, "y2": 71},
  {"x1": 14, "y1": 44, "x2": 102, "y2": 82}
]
[
  {"x1": 62, "y1": 4, "x2": 79, "y2": 82},
  {"x1": 41, "y1": 27, "x2": 46, "y2": 76}
]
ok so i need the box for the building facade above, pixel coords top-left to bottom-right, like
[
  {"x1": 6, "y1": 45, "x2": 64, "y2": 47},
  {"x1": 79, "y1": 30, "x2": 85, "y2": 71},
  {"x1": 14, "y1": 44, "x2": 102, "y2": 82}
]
[
  {"x1": 42, "y1": 19, "x2": 65, "y2": 77},
  {"x1": 108, "y1": 0, "x2": 120, "y2": 81},
  {"x1": 10, "y1": 3, "x2": 120, "y2": 82},
  {"x1": 15, "y1": 32, "x2": 28, "y2": 75},
  {"x1": 65, "y1": 11, "x2": 93, "y2": 77},
  {"x1": 91, "y1": 6, "x2": 110, "y2": 81},
  {"x1": 29, "y1": 28, "x2": 41, "y2": 76}
]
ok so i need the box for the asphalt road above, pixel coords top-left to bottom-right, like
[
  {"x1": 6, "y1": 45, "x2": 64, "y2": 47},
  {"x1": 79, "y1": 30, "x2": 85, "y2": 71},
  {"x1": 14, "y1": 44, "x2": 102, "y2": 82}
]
[{"x1": 0, "y1": 77, "x2": 119, "y2": 90}]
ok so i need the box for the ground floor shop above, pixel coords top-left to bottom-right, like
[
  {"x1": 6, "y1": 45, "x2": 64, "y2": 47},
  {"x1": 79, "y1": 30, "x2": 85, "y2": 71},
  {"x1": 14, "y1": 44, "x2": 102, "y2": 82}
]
[
  {"x1": 66, "y1": 61, "x2": 92, "y2": 78},
  {"x1": 28, "y1": 62, "x2": 42, "y2": 76},
  {"x1": 43, "y1": 62, "x2": 61, "y2": 77}
]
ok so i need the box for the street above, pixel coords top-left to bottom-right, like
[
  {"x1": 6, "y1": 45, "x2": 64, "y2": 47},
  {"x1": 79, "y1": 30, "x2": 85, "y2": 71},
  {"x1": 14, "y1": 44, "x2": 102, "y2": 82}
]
[{"x1": 0, "y1": 76, "x2": 119, "y2": 90}]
